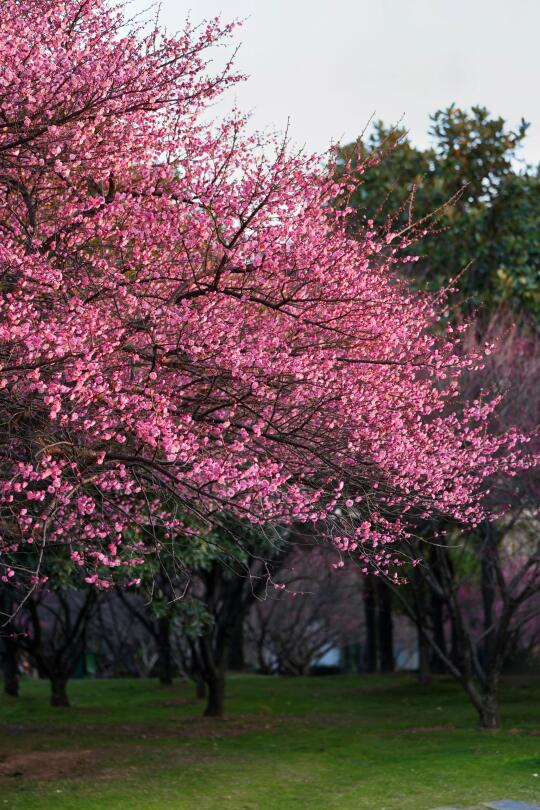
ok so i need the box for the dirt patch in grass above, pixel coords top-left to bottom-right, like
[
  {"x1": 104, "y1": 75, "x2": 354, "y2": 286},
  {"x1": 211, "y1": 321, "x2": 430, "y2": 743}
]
[
  {"x1": 0, "y1": 714, "x2": 279, "y2": 746},
  {"x1": 78, "y1": 712, "x2": 334, "y2": 741},
  {"x1": 2, "y1": 711, "x2": 368, "y2": 748},
  {"x1": 132, "y1": 715, "x2": 274, "y2": 740},
  {"x1": 0, "y1": 749, "x2": 99, "y2": 782},
  {"x1": 0, "y1": 742, "x2": 218, "y2": 788}
]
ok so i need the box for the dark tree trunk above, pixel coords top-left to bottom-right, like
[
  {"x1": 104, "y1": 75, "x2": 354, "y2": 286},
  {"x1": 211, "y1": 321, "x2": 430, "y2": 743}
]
[
  {"x1": 417, "y1": 624, "x2": 431, "y2": 685},
  {"x1": 429, "y1": 545, "x2": 447, "y2": 674},
  {"x1": 194, "y1": 550, "x2": 281, "y2": 717},
  {"x1": 480, "y1": 522, "x2": 497, "y2": 670},
  {"x1": 204, "y1": 674, "x2": 225, "y2": 718},
  {"x1": 0, "y1": 588, "x2": 19, "y2": 697},
  {"x1": 50, "y1": 676, "x2": 69, "y2": 707},
  {"x1": 187, "y1": 639, "x2": 206, "y2": 699},
  {"x1": 228, "y1": 620, "x2": 245, "y2": 671},
  {"x1": 449, "y1": 612, "x2": 462, "y2": 670},
  {"x1": 156, "y1": 616, "x2": 173, "y2": 686},
  {"x1": 2, "y1": 634, "x2": 19, "y2": 697},
  {"x1": 364, "y1": 578, "x2": 378, "y2": 672},
  {"x1": 430, "y1": 589, "x2": 447, "y2": 674},
  {"x1": 413, "y1": 568, "x2": 431, "y2": 685},
  {"x1": 377, "y1": 580, "x2": 394, "y2": 672},
  {"x1": 479, "y1": 692, "x2": 499, "y2": 730},
  {"x1": 465, "y1": 678, "x2": 500, "y2": 730}
]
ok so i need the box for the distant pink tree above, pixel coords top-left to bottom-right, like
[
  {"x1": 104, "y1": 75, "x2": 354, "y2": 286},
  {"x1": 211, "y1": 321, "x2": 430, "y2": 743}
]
[
  {"x1": 391, "y1": 314, "x2": 540, "y2": 728},
  {"x1": 0, "y1": 0, "x2": 536, "y2": 589}
]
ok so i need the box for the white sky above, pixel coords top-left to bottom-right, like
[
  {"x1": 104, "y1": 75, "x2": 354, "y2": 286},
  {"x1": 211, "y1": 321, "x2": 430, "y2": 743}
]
[{"x1": 131, "y1": 0, "x2": 540, "y2": 165}]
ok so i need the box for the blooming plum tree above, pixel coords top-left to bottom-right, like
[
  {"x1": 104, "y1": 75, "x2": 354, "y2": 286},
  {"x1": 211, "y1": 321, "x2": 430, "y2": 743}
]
[
  {"x1": 388, "y1": 314, "x2": 540, "y2": 728},
  {"x1": 0, "y1": 0, "x2": 536, "y2": 591}
]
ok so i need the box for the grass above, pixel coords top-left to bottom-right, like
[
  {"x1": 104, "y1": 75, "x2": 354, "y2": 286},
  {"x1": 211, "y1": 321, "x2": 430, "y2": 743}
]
[{"x1": 0, "y1": 674, "x2": 539, "y2": 809}]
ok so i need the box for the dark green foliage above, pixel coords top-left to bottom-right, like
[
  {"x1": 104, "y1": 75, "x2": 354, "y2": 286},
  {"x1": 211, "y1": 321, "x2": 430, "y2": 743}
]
[{"x1": 336, "y1": 106, "x2": 540, "y2": 318}]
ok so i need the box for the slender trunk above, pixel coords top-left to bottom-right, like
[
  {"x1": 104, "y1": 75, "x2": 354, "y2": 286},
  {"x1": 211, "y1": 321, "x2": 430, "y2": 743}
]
[
  {"x1": 449, "y1": 613, "x2": 462, "y2": 670},
  {"x1": 199, "y1": 620, "x2": 228, "y2": 718},
  {"x1": 157, "y1": 616, "x2": 173, "y2": 686},
  {"x1": 479, "y1": 691, "x2": 499, "y2": 730},
  {"x1": 413, "y1": 568, "x2": 431, "y2": 685},
  {"x1": 0, "y1": 588, "x2": 19, "y2": 697},
  {"x1": 204, "y1": 674, "x2": 225, "y2": 718},
  {"x1": 378, "y1": 580, "x2": 394, "y2": 672},
  {"x1": 50, "y1": 676, "x2": 69, "y2": 707},
  {"x1": 228, "y1": 620, "x2": 245, "y2": 671},
  {"x1": 417, "y1": 624, "x2": 431, "y2": 685},
  {"x1": 364, "y1": 578, "x2": 378, "y2": 672},
  {"x1": 463, "y1": 676, "x2": 500, "y2": 730},
  {"x1": 430, "y1": 589, "x2": 447, "y2": 674},
  {"x1": 187, "y1": 638, "x2": 206, "y2": 698},
  {"x1": 480, "y1": 523, "x2": 497, "y2": 670},
  {"x1": 429, "y1": 546, "x2": 447, "y2": 674},
  {"x1": 197, "y1": 554, "x2": 269, "y2": 716},
  {"x1": 428, "y1": 544, "x2": 446, "y2": 675},
  {"x1": 2, "y1": 634, "x2": 19, "y2": 697},
  {"x1": 477, "y1": 649, "x2": 502, "y2": 731}
]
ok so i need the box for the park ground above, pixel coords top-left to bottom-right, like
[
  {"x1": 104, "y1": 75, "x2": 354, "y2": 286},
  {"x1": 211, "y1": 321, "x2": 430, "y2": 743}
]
[{"x1": 0, "y1": 674, "x2": 539, "y2": 809}]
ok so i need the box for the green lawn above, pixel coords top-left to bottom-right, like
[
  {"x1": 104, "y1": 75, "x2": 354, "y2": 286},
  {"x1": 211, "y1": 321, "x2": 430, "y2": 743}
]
[{"x1": 1, "y1": 674, "x2": 539, "y2": 809}]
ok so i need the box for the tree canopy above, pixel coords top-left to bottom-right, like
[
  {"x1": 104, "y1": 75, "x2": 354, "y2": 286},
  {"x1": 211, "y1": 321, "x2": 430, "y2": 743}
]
[{"x1": 0, "y1": 2, "x2": 536, "y2": 592}]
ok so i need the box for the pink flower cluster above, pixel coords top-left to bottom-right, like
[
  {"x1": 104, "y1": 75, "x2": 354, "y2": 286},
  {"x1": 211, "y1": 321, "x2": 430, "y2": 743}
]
[{"x1": 0, "y1": 0, "x2": 536, "y2": 585}]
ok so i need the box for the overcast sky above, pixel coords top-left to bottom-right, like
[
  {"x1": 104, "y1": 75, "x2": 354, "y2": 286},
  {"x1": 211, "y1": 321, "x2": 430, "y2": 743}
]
[{"x1": 132, "y1": 0, "x2": 540, "y2": 165}]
